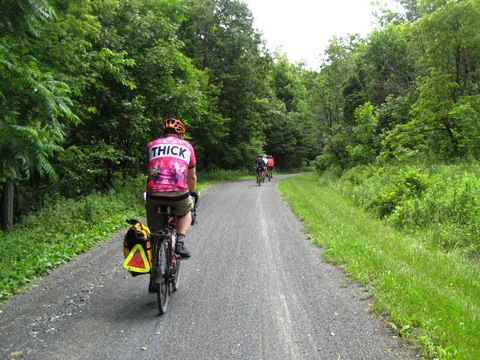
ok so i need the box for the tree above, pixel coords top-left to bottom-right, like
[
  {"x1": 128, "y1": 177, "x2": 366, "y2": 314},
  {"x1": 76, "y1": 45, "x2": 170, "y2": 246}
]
[
  {"x1": 180, "y1": 0, "x2": 271, "y2": 168},
  {"x1": 264, "y1": 53, "x2": 319, "y2": 168},
  {"x1": 25, "y1": 0, "x2": 142, "y2": 193},
  {"x1": 399, "y1": 0, "x2": 480, "y2": 159},
  {"x1": 37, "y1": 0, "x2": 213, "y2": 191},
  {"x1": 0, "y1": 0, "x2": 78, "y2": 231},
  {"x1": 0, "y1": 0, "x2": 56, "y2": 38},
  {"x1": 310, "y1": 36, "x2": 361, "y2": 171},
  {"x1": 347, "y1": 102, "x2": 380, "y2": 165},
  {"x1": 358, "y1": 25, "x2": 416, "y2": 106},
  {"x1": 72, "y1": 0, "x2": 228, "y2": 174}
]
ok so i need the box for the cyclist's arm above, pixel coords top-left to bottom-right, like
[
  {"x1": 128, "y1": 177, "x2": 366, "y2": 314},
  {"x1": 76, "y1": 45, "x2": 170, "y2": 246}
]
[{"x1": 188, "y1": 166, "x2": 197, "y2": 193}]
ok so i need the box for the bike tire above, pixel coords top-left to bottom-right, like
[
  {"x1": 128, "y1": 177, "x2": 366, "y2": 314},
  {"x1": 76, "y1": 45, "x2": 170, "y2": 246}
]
[
  {"x1": 155, "y1": 238, "x2": 170, "y2": 315},
  {"x1": 257, "y1": 174, "x2": 261, "y2": 186}
]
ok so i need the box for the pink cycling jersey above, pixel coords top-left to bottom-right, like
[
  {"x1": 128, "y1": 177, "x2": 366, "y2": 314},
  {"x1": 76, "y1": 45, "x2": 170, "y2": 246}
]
[{"x1": 146, "y1": 135, "x2": 196, "y2": 193}]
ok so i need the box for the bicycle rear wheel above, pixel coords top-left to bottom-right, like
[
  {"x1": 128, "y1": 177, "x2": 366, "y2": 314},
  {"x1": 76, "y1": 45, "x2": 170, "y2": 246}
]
[
  {"x1": 256, "y1": 173, "x2": 261, "y2": 186},
  {"x1": 154, "y1": 238, "x2": 170, "y2": 314}
]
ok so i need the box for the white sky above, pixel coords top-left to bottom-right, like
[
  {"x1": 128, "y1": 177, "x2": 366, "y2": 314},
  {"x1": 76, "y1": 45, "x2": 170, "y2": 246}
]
[{"x1": 242, "y1": 0, "x2": 392, "y2": 69}]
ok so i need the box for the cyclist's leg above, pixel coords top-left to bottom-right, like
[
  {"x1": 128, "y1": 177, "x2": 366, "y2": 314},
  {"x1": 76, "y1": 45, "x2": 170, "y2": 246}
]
[
  {"x1": 145, "y1": 197, "x2": 168, "y2": 232},
  {"x1": 172, "y1": 195, "x2": 194, "y2": 258},
  {"x1": 175, "y1": 212, "x2": 192, "y2": 235}
]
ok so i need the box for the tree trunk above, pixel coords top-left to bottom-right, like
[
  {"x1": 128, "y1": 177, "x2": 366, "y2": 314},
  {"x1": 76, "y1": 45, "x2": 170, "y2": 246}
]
[{"x1": 2, "y1": 179, "x2": 14, "y2": 232}]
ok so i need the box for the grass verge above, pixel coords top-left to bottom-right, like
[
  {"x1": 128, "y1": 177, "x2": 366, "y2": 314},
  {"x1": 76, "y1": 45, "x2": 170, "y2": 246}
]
[{"x1": 279, "y1": 173, "x2": 480, "y2": 359}]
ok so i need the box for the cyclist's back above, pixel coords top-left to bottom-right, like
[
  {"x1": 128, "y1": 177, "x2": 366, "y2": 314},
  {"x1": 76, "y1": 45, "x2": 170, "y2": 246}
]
[
  {"x1": 255, "y1": 156, "x2": 265, "y2": 173},
  {"x1": 267, "y1": 156, "x2": 274, "y2": 169}
]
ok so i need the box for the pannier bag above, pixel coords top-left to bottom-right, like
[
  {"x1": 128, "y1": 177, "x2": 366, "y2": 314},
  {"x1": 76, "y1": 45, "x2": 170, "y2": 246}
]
[{"x1": 123, "y1": 219, "x2": 152, "y2": 276}]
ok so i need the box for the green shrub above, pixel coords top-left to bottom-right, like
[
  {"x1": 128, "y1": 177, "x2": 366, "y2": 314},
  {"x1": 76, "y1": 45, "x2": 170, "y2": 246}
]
[
  {"x1": 333, "y1": 163, "x2": 480, "y2": 257},
  {"x1": 0, "y1": 179, "x2": 145, "y2": 300},
  {"x1": 314, "y1": 153, "x2": 338, "y2": 173},
  {"x1": 344, "y1": 166, "x2": 428, "y2": 219},
  {"x1": 340, "y1": 165, "x2": 375, "y2": 186}
]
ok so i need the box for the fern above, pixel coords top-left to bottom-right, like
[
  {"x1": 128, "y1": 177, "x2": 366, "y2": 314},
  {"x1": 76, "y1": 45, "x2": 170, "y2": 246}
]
[{"x1": 0, "y1": 0, "x2": 56, "y2": 38}]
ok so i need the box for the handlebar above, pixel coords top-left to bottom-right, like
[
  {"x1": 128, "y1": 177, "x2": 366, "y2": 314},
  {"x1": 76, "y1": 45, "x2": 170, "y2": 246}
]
[{"x1": 126, "y1": 218, "x2": 140, "y2": 225}]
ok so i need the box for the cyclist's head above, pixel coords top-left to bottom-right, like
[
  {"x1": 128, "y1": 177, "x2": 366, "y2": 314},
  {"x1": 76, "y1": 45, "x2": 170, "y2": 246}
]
[{"x1": 163, "y1": 118, "x2": 186, "y2": 135}]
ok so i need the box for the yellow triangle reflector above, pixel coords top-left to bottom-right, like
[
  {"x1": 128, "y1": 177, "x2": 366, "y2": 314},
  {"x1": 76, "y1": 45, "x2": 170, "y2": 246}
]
[{"x1": 123, "y1": 244, "x2": 150, "y2": 273}]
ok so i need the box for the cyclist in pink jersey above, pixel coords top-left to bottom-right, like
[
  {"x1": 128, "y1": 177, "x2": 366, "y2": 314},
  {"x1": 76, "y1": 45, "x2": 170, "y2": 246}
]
[{"x1": 145, "y1": 118, "x2": 198, "y2": 258}]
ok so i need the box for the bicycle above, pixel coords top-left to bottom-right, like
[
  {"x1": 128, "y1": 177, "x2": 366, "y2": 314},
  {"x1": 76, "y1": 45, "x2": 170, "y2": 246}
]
[
  {"x1": 148, "y1": 196, "x2": 198, "y2": 314},
  {"x1": 256, "y1": 167, "x2": 265, "y2": 185},
  {"x1": 266, "y1": 167, "x2": 273, "y2": 181}
]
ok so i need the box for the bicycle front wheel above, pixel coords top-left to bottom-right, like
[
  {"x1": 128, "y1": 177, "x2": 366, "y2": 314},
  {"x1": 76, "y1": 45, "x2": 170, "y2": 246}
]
[{"x1": 154, "y1": 238, "x2": 170, "y2": 314}]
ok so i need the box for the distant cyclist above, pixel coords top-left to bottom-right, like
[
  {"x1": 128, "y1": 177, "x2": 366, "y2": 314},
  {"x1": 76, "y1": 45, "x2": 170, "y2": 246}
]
[
  {"x1": 266, "y1": 156, "x2": 274, "y2": 179},
  {"x1": 255, "y1": 154, "x2": 266, "y2": 179}
]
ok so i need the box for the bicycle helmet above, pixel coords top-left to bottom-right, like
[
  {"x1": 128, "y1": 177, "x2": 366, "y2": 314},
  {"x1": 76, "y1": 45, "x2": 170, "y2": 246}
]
[{"x1": 163, "y1": 118, "x2": 186, "y2": 135}]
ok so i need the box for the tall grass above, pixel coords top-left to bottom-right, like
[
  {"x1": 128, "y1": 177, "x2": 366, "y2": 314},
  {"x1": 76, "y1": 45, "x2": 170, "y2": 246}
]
[{"x1": 279, "y1": 173, "x2": 480, "y2": 359}]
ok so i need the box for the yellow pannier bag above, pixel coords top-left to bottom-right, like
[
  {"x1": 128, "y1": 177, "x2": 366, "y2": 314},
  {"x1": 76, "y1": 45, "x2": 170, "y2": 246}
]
[{"x1": 123, "y1": 219, "x2": 152, "y2": 276}]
